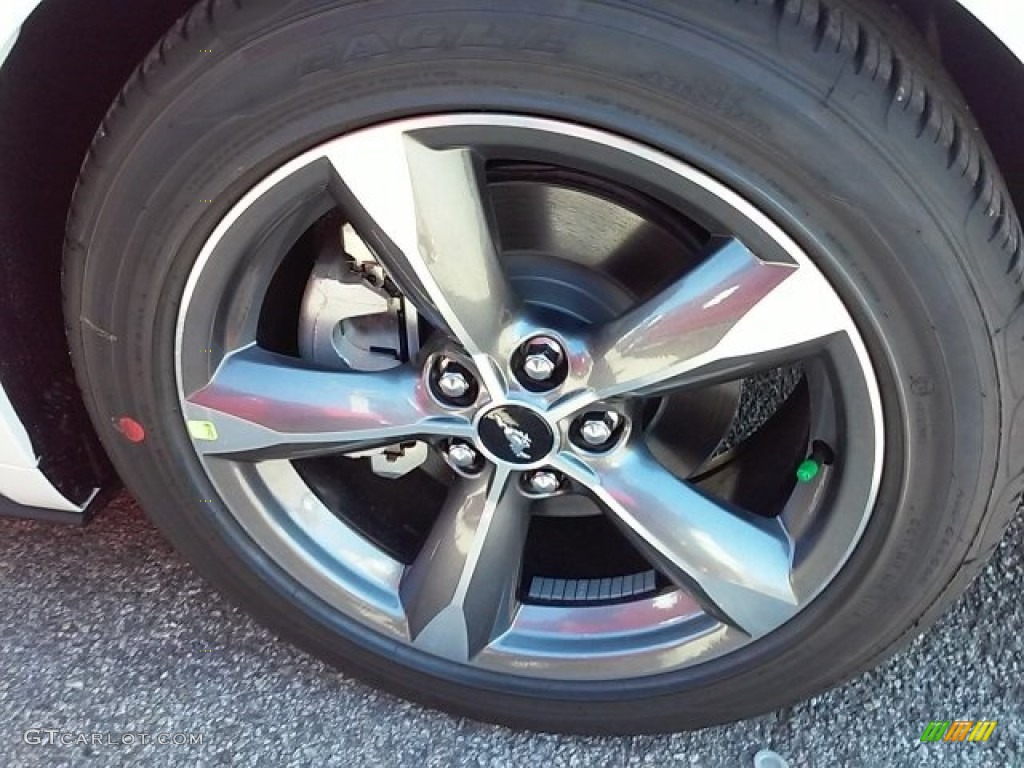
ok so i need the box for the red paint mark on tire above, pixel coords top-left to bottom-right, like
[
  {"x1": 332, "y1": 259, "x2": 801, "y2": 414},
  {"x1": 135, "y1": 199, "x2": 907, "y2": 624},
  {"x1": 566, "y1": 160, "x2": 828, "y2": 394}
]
[{"x1": 115, "y1": 416, "x2": 146, "y2": 443}]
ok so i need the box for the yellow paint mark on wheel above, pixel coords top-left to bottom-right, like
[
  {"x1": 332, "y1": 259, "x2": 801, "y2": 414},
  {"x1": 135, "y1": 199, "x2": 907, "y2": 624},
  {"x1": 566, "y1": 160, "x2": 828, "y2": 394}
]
[{"x1": 187, "y1": 420, "x2": 219, "y2": 441}]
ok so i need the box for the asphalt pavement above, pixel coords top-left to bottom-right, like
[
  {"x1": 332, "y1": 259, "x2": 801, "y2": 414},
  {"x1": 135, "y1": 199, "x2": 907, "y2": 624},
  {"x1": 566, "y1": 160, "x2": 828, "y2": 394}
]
[{"x1": 0, "y1": 492, "x2": 1020, "y2": 767}]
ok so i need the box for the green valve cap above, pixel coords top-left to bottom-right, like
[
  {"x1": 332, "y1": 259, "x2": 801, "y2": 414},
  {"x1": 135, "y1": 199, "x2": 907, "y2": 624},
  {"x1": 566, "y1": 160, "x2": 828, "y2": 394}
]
[{"x1": 796, "y1": 459, "x2": 821, "y2": 483}]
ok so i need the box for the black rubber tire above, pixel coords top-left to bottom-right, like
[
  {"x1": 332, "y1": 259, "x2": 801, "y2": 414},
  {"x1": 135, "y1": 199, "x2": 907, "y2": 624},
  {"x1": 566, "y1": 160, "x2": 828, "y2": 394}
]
[{"x1": 65, "y1": 0, "x2": 1024, "y2": 734}]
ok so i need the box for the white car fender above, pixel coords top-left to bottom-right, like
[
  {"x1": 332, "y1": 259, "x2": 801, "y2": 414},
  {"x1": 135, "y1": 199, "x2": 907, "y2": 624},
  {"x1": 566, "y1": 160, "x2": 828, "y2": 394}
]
[{"x1": 959, "y1": 0, "x2": 1024, "y2": 63}]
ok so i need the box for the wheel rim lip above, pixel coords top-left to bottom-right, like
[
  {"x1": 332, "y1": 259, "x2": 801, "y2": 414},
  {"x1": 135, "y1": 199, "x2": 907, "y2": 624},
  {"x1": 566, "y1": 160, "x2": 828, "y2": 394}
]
[{"x1": 173, "y1": 113, "x2": 885, "y2": 681}]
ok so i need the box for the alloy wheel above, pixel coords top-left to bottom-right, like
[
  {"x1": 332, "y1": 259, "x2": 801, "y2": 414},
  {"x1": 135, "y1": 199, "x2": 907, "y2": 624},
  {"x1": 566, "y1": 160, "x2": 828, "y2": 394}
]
[{"x1": 175, "y1": 115, "x2": 883, "y2": 679}]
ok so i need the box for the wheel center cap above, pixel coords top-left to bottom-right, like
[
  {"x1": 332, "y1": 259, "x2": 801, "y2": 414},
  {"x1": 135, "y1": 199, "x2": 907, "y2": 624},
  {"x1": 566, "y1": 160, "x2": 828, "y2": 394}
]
[{"x1": 477, "y1": 405, "x2": 555, "y2": 465}]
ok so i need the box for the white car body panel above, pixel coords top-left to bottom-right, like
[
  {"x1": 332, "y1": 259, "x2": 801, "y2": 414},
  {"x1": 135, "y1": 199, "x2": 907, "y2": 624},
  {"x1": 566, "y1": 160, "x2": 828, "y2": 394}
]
[
  {"x1": 0, "y1": 385, "x2": 82, "y2": 511},
  {"x1": 0, "y1": 0, "x2": 40, "y2": 69},
  {"x1": 960, "y1": 0, "x2": 1024, "y2": 62},
  {"x1": 0, "y1": 0, "x2": 1020, "y2": 512}
]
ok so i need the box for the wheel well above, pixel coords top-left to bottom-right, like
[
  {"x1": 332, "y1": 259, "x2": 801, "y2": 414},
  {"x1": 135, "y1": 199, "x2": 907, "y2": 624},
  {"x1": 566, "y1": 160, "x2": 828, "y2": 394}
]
[
  {"x1": 0, "y1": 0, "x2": 1020, "y2": 506},
  {"x1": 892, "y1": 0, "x2": 1024, "y2": 208},
  {"x1": 0, "y1": 0, "x2": 194, "y2": 505}
]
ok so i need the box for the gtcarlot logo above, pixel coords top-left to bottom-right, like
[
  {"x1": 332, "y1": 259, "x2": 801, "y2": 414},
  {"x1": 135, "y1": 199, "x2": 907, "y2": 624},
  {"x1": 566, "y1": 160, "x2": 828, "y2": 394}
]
[
  {"x1": 24, "y1": 730, "x2": 203, "y2": 746},
  {"x1": 919, "y1": 720, "x2": 997, "y2": 743}
]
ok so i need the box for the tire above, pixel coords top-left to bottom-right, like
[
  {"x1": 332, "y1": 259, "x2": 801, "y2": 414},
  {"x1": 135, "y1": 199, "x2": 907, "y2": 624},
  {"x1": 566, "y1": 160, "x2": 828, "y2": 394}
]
[{"x1": 64, "y1": 0, "x2": 1024, "y2": 734}]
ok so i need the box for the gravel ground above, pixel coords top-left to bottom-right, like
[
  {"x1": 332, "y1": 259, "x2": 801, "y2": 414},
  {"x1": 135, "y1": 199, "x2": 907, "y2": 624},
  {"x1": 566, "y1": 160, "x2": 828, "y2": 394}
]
[{"x1": 0, "y1": 492, "x2": 1019, "y2": 768}]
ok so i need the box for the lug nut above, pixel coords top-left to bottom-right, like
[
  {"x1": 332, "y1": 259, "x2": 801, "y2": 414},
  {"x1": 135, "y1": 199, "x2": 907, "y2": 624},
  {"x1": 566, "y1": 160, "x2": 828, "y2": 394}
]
[
  {"x1": 438, "y1": 370, "x2": 470, "y2": 399},
  {"x1": 581, "y1": 419, "x2": 613, "y2": 446},
  {"x1": 445, "y1": 442, "x2": 481, "y2": 472},
  {"x1": 574, "y1": 411, "x2": 623, "y2": 451},
  {"x1": 430, "y1": 357, "x2": 478, "y2": 407},
  {"x1": 524, "y1": 354, "x2": 556, "y2": 382},
  {"x1": 523, "y1": 470, "x2": 563, "y2": 496},
  {"x1": 514, "y1": 336, "x2": 567, "y2": 391}
]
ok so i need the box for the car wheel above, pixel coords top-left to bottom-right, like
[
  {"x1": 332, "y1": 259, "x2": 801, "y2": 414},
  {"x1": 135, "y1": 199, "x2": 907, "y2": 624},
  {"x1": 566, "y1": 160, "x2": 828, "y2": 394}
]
[{"x1": 64, "y1": 0, "x2": 1024, "y2": 733}]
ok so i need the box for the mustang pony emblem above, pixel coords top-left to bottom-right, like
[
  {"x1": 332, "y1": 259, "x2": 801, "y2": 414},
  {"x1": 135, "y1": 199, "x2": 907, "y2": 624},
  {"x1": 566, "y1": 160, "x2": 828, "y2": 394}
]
[{"x1": 486, "y1": 411, "x2": 533, "y2": 460}]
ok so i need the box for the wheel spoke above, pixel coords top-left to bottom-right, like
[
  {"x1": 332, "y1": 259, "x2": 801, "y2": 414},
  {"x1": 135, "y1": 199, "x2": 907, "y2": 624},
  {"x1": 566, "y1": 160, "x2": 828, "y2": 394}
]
[
  {"x1": 587, "y1": 238, "x2": 849, "y2": 399},
  {"x1": 400, "y1": 466, "x2": 529, "y2": 661},
  {"x1": 325, "y1": 126, "x2": 517, "y2": 379},
  {"x1": 553, "y1": 445, "x2": 797, "y2": 636},
  {"x1": 184, "y1": 345, "x2": 472, "y2": 460}
]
